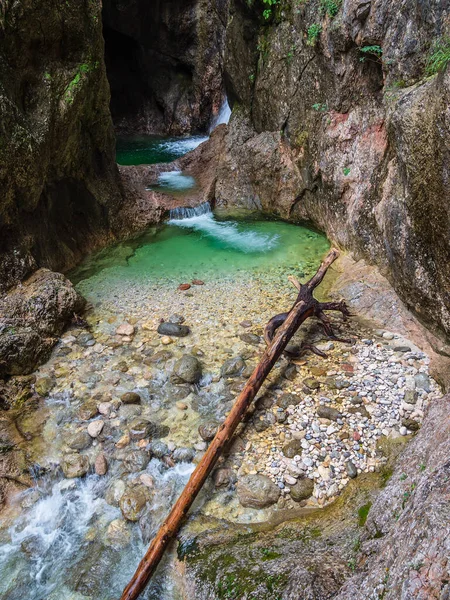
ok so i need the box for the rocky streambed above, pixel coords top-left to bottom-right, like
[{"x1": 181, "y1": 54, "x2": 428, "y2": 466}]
[{"x1": 0, "y1": 211, "x2": 443, "y2": 600}]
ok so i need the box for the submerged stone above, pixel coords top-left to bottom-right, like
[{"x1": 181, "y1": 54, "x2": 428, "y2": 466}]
[
  {"x1": 237, "y1": 474, "x2": 281, "y2": 508},
  {"x1": 289, "y1": 478, "x2": 314, "y2": 502},
  {"x1": 221, "y1": 356, "x2": 246, "y2": 377},
  {"x1": 173, "y1": 354, "x2": 202, "y2": 383},
  {"x1": 157, "y1": 323, "x2": 190, "y2": 337},
  {"x1": 61, "y1": 454, "x2": 89, "y2": 478}
]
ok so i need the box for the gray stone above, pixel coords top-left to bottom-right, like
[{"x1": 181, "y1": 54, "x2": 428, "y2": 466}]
[
  {"x1": 149, "y1": 440, "x2": 169, "y2": 458},
  {"x1": 317, "y1": 406, "x2": 342, "y2": 421},
  {"x1": 237, "y1": 474, "x2": 281, "y2": 508},
  {"x1": 221, "y1": 356, "x2": 246, "y2": 377},
  {"x1": 122, "y1": 450, "x2": 150, "y2": 472},
  {"x1": 119, "y1": 486, "x2": 149, "y2": 521},
  {"x1": 346, "y1": 460, "x2": 358, "y2": 479},
  {"x1": 239, "y1": 333, "x2": 261, "y2": 346},
  {"x1": 414, "y1": 373, "x2": 431, "y2": 392},
  {"x1": 282, "y1": 439, "x2": 303, "y2": 458},
  {"x1": 157, "y1": 323, "x2": 190, "y2": 337},
  {"x1": 198, "y1": 421, "x2": 219, "y2": 441},
  {"x1": 173, "y1": 354, "x2": 202, "y2": 384},
  {"x1": 289, "y1": 478, "x2": 314, "y2": 502},
  {"x1": 277, "y1": 393, "x2": 302, "y2": 409},
  {"x1": 121, "y1": 392, "x2": 141, "y2": 404},
  {"x1": 404, "y1": 390, "x2": 418, "y2": 405},
  {"x1": 66, "y1": 429, "x2": 92, "y2": 451},
  {"x1": 402, "y1": 417, "x2": 420, "y2": 432},
  {"x1": 213, "y1": 468, "x2": 236, "y2": 489},
  {"x1": 61, "y1": 454, "x2": 89, "y2": 478},
  {"x1": 172, "y1": 447, "x2": 195, "y2": 462},
  {"x1": 304, "y1": 377, "x2": 320, "y2": 390}
]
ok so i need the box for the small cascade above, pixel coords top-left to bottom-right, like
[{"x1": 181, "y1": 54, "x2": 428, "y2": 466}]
[
  {"x1": 169, "y1": 201, "x2": 212, "y2": 220},
  {"x1": 209, "y1": 97, "x2": 231, "y2": 133}
]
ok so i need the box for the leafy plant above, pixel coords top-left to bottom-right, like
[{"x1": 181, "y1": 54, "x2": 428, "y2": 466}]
[
  {"x1": 312, "y1": 102, "x2": 327, "y2": 112},
  {"x1": 320, "y1": 0, "x2": 341, "y2": 17},
  {"x1": 262, "y1": 0, "x2": 278, "y2": 20},
  {"x1": 249, "y1": 73, "x2": 255, "y2": 82},
  {"x1": 343, "y1": 167, "x2": 351, "y2": 176},
  {"x1": 426, "y1": 36, "x2": 450, "y2": 75},
  {"x1": 359, "y1": 45, "x2": 383, "y2": 62},
  {"x1": 306, "y1": 23, "x2": 322, "y2": 46}
]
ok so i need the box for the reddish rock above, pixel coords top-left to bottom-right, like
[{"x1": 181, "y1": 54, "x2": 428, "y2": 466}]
[
  {"x1": 192, "y1": 279, "x2": 205, "y2": 285},
  {"x1": 353, "y1": 431, "x2": 361, "y2": 441},
  {"x1": 178, "y1": 284, "x2": 191, "y2": 291},
  {"x1": 95, "y1": 453, "x2": 108, "y2": 476}
]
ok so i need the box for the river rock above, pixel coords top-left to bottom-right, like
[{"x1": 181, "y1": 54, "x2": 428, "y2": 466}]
[
  {"x1": 402, "y1": 417, "x2": 420, "y2": 432},
  {"x1": 116, "y1": 323, "x2": 135, "y2": 336},
  {"x1": 157, "y1": 323, "x2": 190, "y2": 337},
  {"x1": 78, "y1": 400, "x2": 98, "y2": 421},
  {"x1": 87, "y1": 420, "x2": 104, "y2": 438},
  {"x1": 120, "y1": 392, "x2": 141, "y2": 404},
  {"x1": 317, "y1": 406, "x2": 342, "y2": 421},
  {"x1": 237, "y1": 474, "x2": 281, "y2": 508},
  {"x1": 414, "y1": 373, "x2": 431, "y2": 392},
  {"x1": 289, "y1": 478, "x2": 314, "y2": 502},
  {"x1": 105, "y1": 519, "x2": 131, "y2": 549},
  {"x1": 346, "y1": 460, "x2": 358, "y2": 479},
  {"x1": 213, "y1": 468, "x2": 237, "y2": 488},
  {"x1": 404, "y1": 390, "x2": 418, "y2": 405},
  {"x1": 254, "y1": 411, "x2": 276, "y2": 432},
  {"x1": 284, "y1": 364, "x2": 298, "y2": 381},
  {"x1": 95, "y1": 453, "x2": 108, "y2": 475},
  {"x1": 35, "y1": 376, "x2": 55, "y2": 396},
  {"x1": 198, "y1": 421, "x2": 218, "y2": 441},
  {"x1": 122, "y1": 450, "x2": 150, "y2": 472},
  {"x1": 173, "y1": 447, "x2": 195, "y2": 462},
  {"x1": 61, "y1": 454, "x2": 89, "y2": 478},
  {"x1": 221, "y1": 356, "x2": 246, "y2": 377},
  {"x1": 128, "y1": 419, "x2": 154, "y2": 440},
  {"x1": 66, "y1": 429, "x2": 92, "y2": 451},
  {"x1": 119, "y1": 486, "x2": 149, "y2": 521},
  {"x1": 282, "y1": 439, "x2": 303, "y2": 458},
  {"x1": 173, "y1": 355, "x2": 202, "y2": 383},
  {"x1": 277, "y1": 393, "x2": 301, "y2": 409},
  {"x1": 149, "y1": 440, "x2": 169, "y2": 458},
  {"x1": 105, "y1": 479, "x2": 126, "y2": 506},
  {"x1": 239, "y1": 333, "x2": 261, "y2": 346},
  {"x1": 168, "y1": 314, "x2": 185, "y2": 324},
  {"x1": 149, "y1": 350, "x2": 173, "y2": 363},
  {"x1": 304, "y1": 377, "x2": 320, "y2": 390}
]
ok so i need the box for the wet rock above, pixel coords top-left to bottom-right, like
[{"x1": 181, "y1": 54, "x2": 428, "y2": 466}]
[
  {"x1": 198, "y1": 421, "x2": 219, "y2": 441},
  {"x1": 149, "y1": 440, "x2": 169, "y2": 458},
  {"x1": 240, "y1": 320, "x2": 252, "y2": 328},
  {"x1": 95, "y1": 453, "x2": 108, "y2": 475},
  {"x1": 98, "y1": 402, "x2": 112, "y2": 416},
  {"x1": 78, "y1": 400, "x2": 98, "y2": 421},
  {"x1": 346, "y1": 460, "x2": 358, "y2": 479},
  {"x1": 289, "y1": 478, "x2": 314, "y2": 502},
  {"x1": 105, "y1": 519, "x2": 131, "y2": 549},
  {"x1": 165, "y1": 383, "x2": 191, "y2": 400},
  {"x1": 277, "y1": 393, "x2": 302, "y2": 409},
  {"x1": 282, "y1": 439, "x2": 303, "y2": 458},
  {"x1": 66, "y1": 429, "x2": 92, "y2": 451},
  {"x1": 178, "y1": 283, "x2": 191, "y2": 291},
  {"x1": 148, "y1": 349, "x2": 173, "y2": 363},
  {"x1": 129, "y1": 419, "x2": 154, "y2": 440},
  {"x1": 192, "y1": 279, "x2": 204, "y2": 285},
  {"x1": 105, "y1": 479, "x2": 126, "y2": 506},
  {"x1": 61, "y1": 454, "x2": 89, "y2": 478},
  {"x1": 317, "y1": 406, "x2": 342, "y2": 421},
  {"x1": 119, "y1": 486, "x2": 149, "y2": 521},
  {"x1": 304, "y1": 377, "x2": 320, "y2": 390},
  {"x1": 213, "y1": 468, "x2": 237, "y2": 489},
  {"x1": 402, "y1": 417, "x2": 420, "y2": 432},
  {"x1": 157, "y1": 323, "x2": 190, "y2": 337},
  {"x1": 168, "y1": 314, "x2": 185, "y2": 324},
  {"x1": 254, "y1": 411, "x2": 276, "y2": 432},
  {"x1": 173, "y1": 447, "x2": 195, "y2": 463},
  {"x1": 119, "y1": 404, "x2": 142, "y2": 420},
  {"x1": 394, "y1": 345, "x2": 411, "y2": 352},
  {"x1": 87, "y1": 420, "x2": 104, "y2": 438},
  {"x1": 115, "y1": 431, "x2": 131, "y2": 449},
  {"x1": 122, "y1": 450, "x2": 150, "y2": 472},
  {"x1": 347, "y1": 405, "x2": 370, "y2": 419},
  {"x1": 35, "y1": 376, "x2": 55, "y2": 397},
  {"x1": 414, "y1": 373, "x2": 431, "y2": 392},
  {"x1": 239, "y1": 333, "x2": 261, "y2": 346},
  {"x1": 237, "y1": 474, "x2": 281, "y2": 508},
  {"x1": 173, "y1": 355, "x2": 202, "y2": 384},
  {"x1": 221, "y1": 356, "x2": 246, "y2": 378},
  {"x1": 139, "y1": 474, "x2": 154, "y2": 488},
  {"x1": 283, "y1": 364, "x2": 298, "y2": 381},
  {"x1": 120, "y1": 392, "x2": 141, "y2": 404},
  {"x1": 116, "y1": 323, "x2": 135, "y2": 336}
]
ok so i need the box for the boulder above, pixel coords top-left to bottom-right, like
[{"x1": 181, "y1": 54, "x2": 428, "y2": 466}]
[
  {"x1": 157, "y1": 323, "x2": 190, "y2": 337},
  {"x1": 237, "y1": 474, "x2": 281, "y2": 508},
  {"x1": 289, "y1": 478, "x2": 314, "y2": 502},
  {"x1": 61, "y1": 454, "x2": 90, "y2": 478},
  {"x1": 119, "y1": 486, "x2": 149, "y2": 521},
  {"x1": 221, "y1": 356, "x2": 246, "y2": 378},
  {"x1": 173, "y1": 355, "x2": 202, "y2": 384}
]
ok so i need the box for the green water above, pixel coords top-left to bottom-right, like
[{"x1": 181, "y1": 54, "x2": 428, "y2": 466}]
[
  {"x1": 116, "y1": 135, "x2": 208, "y2": 166},
  {"x1": 72, "y1": 209, "x2": 330, "y2": 289}
]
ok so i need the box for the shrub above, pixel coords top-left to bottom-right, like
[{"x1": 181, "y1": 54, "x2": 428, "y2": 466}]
[
  {"x1": 306, "y1": 23, "x2": 322, "y2": 46},
  {"x1": 320, "y1": 0, "x2": 341, "y2": 17},
  {"x1": 359, "y1": 45, "x2": 383, "y2": 62}
]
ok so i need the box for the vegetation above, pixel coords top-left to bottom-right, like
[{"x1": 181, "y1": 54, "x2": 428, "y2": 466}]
[
  {"x1": 320, "y1": 0, "x2": 341, "y2": 18},
  {"x1": 262, "y1": 0, "x2": 278, "y2": 20},
  {"x1": 359, "y1": 45, "x2": 383, "y2": 62},
  {"x1": 426, "y1": 36, "x2": 450, "y2": 75},
  {"x1": 64, "y1": 62, "x2": 99, "y2": 104},
  {"x1": 358, "y1": 502, "x2": 372, "y2": 526},
  {"x1": 343, "y1": 167, "x2": 351, "y2": 176},
  {"x1": 306, "y1": 23, "x2": 322, "y2": 46},
  {"x1": 312, "y1": 102, "x2": 327, "y2": 112}
]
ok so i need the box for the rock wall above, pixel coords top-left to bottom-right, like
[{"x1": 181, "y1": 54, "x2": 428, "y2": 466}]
[
  {"x1": 216, "y1": 0, "x2": 450, "y2": 340},
  {"x1": 102, "y1": 0, "x2": 229, "y2": 135},
  {"x1": 0, "y1": 0, "x2": 122, "y2": 294}
]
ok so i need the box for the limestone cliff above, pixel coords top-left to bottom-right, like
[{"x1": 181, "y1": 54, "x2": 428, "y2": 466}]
[
  {"x1": 0, "y1": 0, "x2": 121, "y2": 294},
  {"x1": 216, "y1": 0, "x2": 450, "y2": 341}
]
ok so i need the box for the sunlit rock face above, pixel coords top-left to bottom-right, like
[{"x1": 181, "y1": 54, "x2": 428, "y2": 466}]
[
  {"x1": 216, "y1": 0, "x2": 450, "y2": 339},
  {"x1": 102, "y1": 0, "x2": 230, "y2": 135}
]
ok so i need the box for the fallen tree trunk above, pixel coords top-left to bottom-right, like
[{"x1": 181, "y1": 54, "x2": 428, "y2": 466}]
[{"x1": 120, "y1": 247, "x2": 349, "y2": 600}]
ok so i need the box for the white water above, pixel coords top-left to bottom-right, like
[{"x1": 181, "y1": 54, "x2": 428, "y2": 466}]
[
  {"x1": 168, "y1": 202, "x2": 280, "y2": 253},
  {"x1": 209, "y1": 98, "x2": 231, "y2": 132},
  {"x1": 154, "y1": 170, "x2": 196, "y2": 192},
  {"x1": 159, "y1": 135, "x2": 208, "y2": 156}
]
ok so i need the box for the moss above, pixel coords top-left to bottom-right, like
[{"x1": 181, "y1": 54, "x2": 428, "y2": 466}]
[
  {"x1": 64, "y1": 61, "x2": 99, "y2": 104},
  {"x1": 358, "y1": 502, "x2": 372, "y2": 527},
  {"x1": 260, "y1": 547, "x2": 281, "y2": 560}
]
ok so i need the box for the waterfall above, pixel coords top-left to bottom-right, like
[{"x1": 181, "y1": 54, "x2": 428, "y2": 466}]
[
  {"x1": 169, "y1": 201, "x2": 212, "y2": 220},
  {"x1": 209, "y1": 97, "x2": 231, "y2": 133}
]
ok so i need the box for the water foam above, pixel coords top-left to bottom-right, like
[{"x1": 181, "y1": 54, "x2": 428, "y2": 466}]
[
  {"x1": 209, "y1": 98, "x2": 232, "y2": 132},
  {"x1": 169, "y1": 202, "x2": 279, "y2": 253},
  {"x1": 159, "y1": 136, "x2": 208, "y2": 157},
  {"x1": 154, "y1": 171, "x2": 196, "y2": 192}
]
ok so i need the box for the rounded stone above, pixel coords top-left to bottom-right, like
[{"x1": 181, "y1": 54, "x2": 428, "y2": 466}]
[
  {"x1": 289, "y1": 478, "x2": 314, "y2": 502},
  {"x1": 120, "y1": 392, "x2": 141, "y2": 405},
  {"x1": 95, "y1": 453, "x2": 108, "y2": 476},
  {"x1": 236, "y1": 474, "x2": 281, "y2": 508},
  {"x1": 61, "y1": 454, "x2": 89, "y2": 478},
  {"x1": 198, "y1": 421, "x2": 218, "y2": 441},
  {"x1": 221, "y1": 356, "x2": 246, "y2": 378},
  {"x1": 173, "y1": 355, "x2": 202, "y2": 384},
  {"x1": 87, "y1": 420, "x2": 104, "y2": 438},
  {"x1": 119, "y1": 486, "x2": 149, "y2": 521}
]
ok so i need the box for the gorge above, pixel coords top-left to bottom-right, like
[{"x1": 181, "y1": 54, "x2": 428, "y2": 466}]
[{"x1": 0, "y1": 1, "x2": 449, "y2": 599}]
